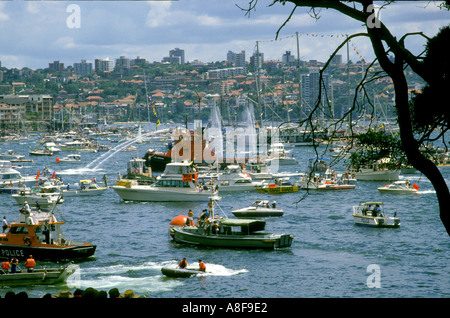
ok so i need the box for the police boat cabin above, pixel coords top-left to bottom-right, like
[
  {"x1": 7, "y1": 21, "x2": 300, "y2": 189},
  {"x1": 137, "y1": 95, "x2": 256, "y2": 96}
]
[{"x1": 0, "y1": 207, "x2": 96, "y2": 261}]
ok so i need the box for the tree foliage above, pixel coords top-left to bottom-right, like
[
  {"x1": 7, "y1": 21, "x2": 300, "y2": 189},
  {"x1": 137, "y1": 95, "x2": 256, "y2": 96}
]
[{"x1": 243, "y1": 0, "x2": 450, "y2": 235}]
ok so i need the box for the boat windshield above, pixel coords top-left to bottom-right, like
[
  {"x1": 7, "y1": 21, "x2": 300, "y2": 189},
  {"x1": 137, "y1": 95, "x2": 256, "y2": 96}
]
[{"x1": 151, "y1": 180, "x2": 190, "y2": 188}]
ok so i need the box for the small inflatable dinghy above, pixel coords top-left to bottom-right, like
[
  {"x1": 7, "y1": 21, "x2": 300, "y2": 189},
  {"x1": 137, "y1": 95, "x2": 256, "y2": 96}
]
[{"x1": 161, "y1": 266, "x2": 204, "y2": 278}]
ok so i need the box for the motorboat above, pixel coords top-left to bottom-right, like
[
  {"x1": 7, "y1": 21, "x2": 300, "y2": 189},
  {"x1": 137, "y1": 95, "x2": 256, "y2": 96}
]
[
  {"x1": 121, "y1": 145, "x2": 138, "y2": 152},
  {"x1": 242, "y1": 160, "x2": 273, "y2": 181},
  {"x1": 43, "y1": 142, "x2": 62, "y2": 154},
  {"x1": 60, "y1": 140, "x2": 97, "y2": 152},
  {"x1": 29, "y1": 148, "x2": 54, "y2": 156},
  {"x1": 0, "y1": 265, "x2": 78, "y2": 286},
  {"x1": 377, "y1": 180, "x2": 419, "y2": 194},
  {"x1": 169, "y1": 200, "x2": 293, "y2": 249},
  {"x1": 232, "y1": 200, "x2": 283, "y2": 217},
  {"x1": 0, "y1": 160, "x2": 38, "y2": 188},
  {"x1": 349, "y1": 159, "x2": 400, "y2": 181},
  {"x1": 119, "y1": 158, "x2": 157, "y2": 185},
  {"x1": 161, "y1": 266, "x2": 205, "y2": 278},
  {"x1": 0, "y1": 207, "x2": 96, "y2": 261},
  {"x1": 217, "y1": 165, "x2": 266, "y2": 192},
  {"x1": 0, "y1": 150, "x2": 25, "y2": 160},
  {"x1": 62, "y1": 180, "x2": 108, "y2": 197},
  {"x1": 256, "y1": 177, "x2": 298, "y2": 194},
  {"x1": 56, "y1": 154, "x2": 81, "y2": 163},
  {"x1": 266, "y1": 142, "x2": 298, "y2": 166},
  {"x1": 12, "y1": 184, "x2": 64, "y2": 208},
  {"x1": 352, "y1": 202, "x2": 400, "y2": 228},
  {"x1": 112, "y1": 161, "x2": 219, "y2": 202},
  {"x1": 317, "y1": 180, "x2": 355, "y2": 190}
]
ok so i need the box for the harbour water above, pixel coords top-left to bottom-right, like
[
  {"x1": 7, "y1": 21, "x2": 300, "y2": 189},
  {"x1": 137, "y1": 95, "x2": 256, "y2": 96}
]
[{"x1": 0, "y1": 126, "x2": 449, "y2": 299}]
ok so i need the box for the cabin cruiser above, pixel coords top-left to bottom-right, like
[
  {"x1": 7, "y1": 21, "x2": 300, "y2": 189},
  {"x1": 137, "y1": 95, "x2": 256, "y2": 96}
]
[
  {"x1": 29, "y1": 148, "x2": 54, "y2": 156},
  {"x1": 232, "y1": 200, "x2": 283, "y2": 217},
  {"x1": 266, "y1": 142, "x2": 298, "y2": 166},
  {"x1": 242, "y1": 160, "x2": 273, "y2": 181},
  {"x1": 43, "y1": 142, "x2": 62, "y2": 154},
  {"x1": 112, "y1": 161, "x2": 219, "y2": 202},
  {"x1": 56, "y1": 154, "x2": 81, "y2": 163},
  {"x1": 352, "y1": 202, "x2": 400, "y2": 228},
  {"x1": 217, "y1": 165, "x2": 266, "y2": 192},
  {"x1": 12, "y1": 184, "x2": 64, "y2": 208},
  {"x1": 349, "y1": 159, "x2": 400, "y2": 181},
  {"x1": 62, "y1": 179, "x2": 108, "y2": 197},
  {"x1": 377, "y1": 180, "x2": 419, "y2": 194},
  {"x1": 0, "y1": 150, "x2": 25, "y2": 160},
  {"x1": 0, "y1": 160, "x2": 36, "y2": 188}
]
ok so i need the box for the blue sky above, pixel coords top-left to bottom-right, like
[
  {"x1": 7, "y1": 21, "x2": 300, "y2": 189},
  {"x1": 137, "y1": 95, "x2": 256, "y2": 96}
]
[{"x1": 0, "y1": 1, "x2": 448, "y2": 69}]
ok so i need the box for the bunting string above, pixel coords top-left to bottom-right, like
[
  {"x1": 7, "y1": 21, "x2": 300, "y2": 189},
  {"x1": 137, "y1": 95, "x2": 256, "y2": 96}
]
[{"x1": 257, "y1": 32, "x2": 368, "y2": 63}]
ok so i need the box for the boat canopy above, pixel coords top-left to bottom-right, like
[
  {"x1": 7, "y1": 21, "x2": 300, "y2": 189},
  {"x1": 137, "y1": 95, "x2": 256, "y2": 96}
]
[{"x1": 220, "y1": 219, "x2": 266, "y2": 232}]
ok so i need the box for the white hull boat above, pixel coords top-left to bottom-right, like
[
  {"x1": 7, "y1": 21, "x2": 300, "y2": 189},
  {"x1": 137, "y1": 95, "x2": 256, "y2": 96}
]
[
  {"x1": 232, "y1": 200, "x2": 283, "y2": 217},
  {"x1": 217, "y1": 165, "x2": 266, "y2": 192},
  {"x1": 353, "y1": 169, "x2": 400, "y2": 181},
  {"x1": 352, "y1": 202, "x2": 400, "y2": 228},
  {"x1": 56, "y1": 154, "x2": 81, "y2": 163},
  {"x1": 112, "y1": 161, "x2": 218, "y2": 202},
  {"x1": 377, "y1": 181, "x2": 419, "y2": 194}
]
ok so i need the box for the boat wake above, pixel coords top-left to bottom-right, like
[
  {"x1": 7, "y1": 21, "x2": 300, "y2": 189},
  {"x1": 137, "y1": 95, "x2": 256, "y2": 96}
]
[
  {"x1": 161, "y1": 260, "x2": 248, "y2": 277},
  {"x1": 56, "y1": 167, "x2": 103, "y2": 175},
  {"x1": 65, "y1": 261, "x2": 247, "y2": 293}
]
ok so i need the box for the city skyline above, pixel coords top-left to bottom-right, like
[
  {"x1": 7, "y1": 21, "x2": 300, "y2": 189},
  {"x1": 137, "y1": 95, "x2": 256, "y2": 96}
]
[{"x1": 0, "y1": 1, "x2": 448, "y2": 70}]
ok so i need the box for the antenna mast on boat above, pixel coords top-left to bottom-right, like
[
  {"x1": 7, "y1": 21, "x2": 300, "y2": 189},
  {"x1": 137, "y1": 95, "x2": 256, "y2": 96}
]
[
  {"x1": 296, "y1": 32, "x2": 302, "y2": 122},
  {"x1": 143, "y1": 70, "x2": 151, "y2": 126},
  {"x1": 255, "y1": 41, "x2": 263, "y2": 128}
]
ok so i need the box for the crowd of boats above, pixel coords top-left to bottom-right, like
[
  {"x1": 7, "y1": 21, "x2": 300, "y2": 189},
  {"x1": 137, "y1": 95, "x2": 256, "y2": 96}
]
[{"x1": 0, "y1": 123, "x2": 440, "y2": 284}]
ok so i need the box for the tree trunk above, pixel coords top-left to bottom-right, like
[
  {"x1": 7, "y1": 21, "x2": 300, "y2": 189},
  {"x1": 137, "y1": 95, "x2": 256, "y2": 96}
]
[{"x1": 365, "y1": 11, "x2": 450, "y2": 236}]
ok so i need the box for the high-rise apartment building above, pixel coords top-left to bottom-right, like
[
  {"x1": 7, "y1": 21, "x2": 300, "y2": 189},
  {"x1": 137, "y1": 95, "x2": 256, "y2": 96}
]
[
  {"x1": 227, "y1": 50, "x2": 246, "y2": 68},
  {"x1": 169, "y1": 48, "x2": 185, "y2": 64},
  {"x1": 49, "y1": 61, "x2": 64, "y2": 72},
  {"x1": 301, "y1": 69, "x2": 331, "y2": 115},
  {"x1": 115, "y1": 56, "x2": 131, "y2": 69},
  {"x1": 282, "y1": 51, "x2": 296, "y2": 66},
  {"x1": 95, "y1": 58, "x2": 114, "y2": 72},
  {"x1": 250, "y1": 52, "x2": 264, "y2": 73},
  {"x1": 73, "y1": 60, "x2": 93, "y2": 76}
]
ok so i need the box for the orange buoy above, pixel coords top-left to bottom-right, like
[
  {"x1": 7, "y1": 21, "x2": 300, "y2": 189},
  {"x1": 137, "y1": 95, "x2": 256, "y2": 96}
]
[
  {"x1": 170, "y1": 215, "x2": 189, "y2": 226},
  {"x1": 56, "y1": 158, "x2": 60, "y2": 163}
]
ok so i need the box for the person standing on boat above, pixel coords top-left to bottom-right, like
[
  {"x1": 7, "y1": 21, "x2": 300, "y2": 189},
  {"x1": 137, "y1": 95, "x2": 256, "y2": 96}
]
[
  {"x1": 35, "y1": 200, "x2": 40, "y2": 211},
  {"x1": 198, "y1": 260, "x2": 206, "y2": 272},
  {"x1": 177, "y1": 257, "x2": 187, "y2": 269},
  {"x1": 25, "y1": 255, "x2": 36, "y2": 273},
  {"x1": 10, "y1": 257, "x2": 18, "y2": 273},
  {"x1": 23, "y1": 201, "x2": 31, "y2": 213},
  {"x1": 186, "y1": 210, "x2": 194, "y2": 226},
  {"x1": 2, "y1": 216, "x2": 9, "y2": 234}
]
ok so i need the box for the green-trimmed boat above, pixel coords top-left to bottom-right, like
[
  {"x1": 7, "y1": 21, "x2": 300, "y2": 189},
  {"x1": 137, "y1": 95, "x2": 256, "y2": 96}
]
[{"x1": 169, "y1": 200, "x2": 293, "y2": 249}]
